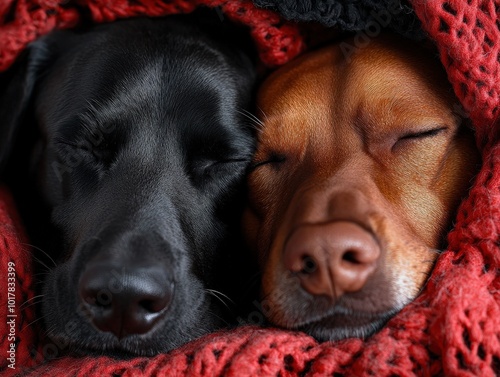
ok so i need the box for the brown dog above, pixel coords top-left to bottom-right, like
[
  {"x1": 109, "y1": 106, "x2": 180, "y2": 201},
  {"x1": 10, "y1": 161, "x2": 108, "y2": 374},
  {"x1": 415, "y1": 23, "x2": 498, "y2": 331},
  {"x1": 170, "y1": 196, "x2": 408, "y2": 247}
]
[{"x1": 243, "y1": 33, "x2": 480, "y2": 341}]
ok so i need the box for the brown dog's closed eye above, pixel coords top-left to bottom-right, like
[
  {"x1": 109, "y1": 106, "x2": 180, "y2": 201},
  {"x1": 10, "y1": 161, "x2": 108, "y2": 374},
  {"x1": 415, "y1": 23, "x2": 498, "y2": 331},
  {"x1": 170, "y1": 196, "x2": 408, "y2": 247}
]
[{"x1": 243, "y1": 33, "x2": 480, "y2": 341}]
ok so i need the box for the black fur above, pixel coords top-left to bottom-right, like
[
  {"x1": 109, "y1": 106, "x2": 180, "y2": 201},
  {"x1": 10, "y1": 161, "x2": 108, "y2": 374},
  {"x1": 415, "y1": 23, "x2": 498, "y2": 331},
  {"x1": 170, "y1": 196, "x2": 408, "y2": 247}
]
[{"x1": 0, "y1": 10, "x2": 257, "y2": 357}]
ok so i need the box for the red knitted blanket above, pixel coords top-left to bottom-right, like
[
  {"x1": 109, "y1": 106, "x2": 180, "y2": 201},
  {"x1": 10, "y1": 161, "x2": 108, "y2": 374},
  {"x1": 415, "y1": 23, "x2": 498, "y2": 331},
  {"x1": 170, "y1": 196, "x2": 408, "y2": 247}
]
[{"x1": 1, "y1": 1, "x2": 499, "y2": 376}]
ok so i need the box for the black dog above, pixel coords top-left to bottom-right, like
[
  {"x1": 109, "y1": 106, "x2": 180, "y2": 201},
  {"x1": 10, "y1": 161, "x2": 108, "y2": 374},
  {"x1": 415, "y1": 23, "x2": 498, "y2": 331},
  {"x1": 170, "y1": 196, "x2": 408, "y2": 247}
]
[{"x1": 0, "y1": 10, "x2": 256, "y2": 357}]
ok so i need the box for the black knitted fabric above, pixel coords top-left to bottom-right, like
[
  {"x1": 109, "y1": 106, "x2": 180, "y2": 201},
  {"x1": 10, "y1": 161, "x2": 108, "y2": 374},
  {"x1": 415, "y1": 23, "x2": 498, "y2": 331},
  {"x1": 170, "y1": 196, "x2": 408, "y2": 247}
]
[{"x1": 252, "y1": 0, "x2": 425, "y2": 40}]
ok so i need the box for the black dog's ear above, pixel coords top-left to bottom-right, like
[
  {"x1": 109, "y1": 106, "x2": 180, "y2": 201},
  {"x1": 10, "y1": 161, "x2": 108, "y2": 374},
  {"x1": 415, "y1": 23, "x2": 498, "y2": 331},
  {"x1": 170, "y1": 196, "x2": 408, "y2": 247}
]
[{"x1": 0, "y1": 39, "x2": 51, "y2": 172}]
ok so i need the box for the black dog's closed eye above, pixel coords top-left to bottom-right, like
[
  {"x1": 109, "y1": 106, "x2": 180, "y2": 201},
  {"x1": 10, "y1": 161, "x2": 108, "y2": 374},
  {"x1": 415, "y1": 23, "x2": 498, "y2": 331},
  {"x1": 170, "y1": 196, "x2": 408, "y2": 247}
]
[
  {"x1": 199, "y1": 158, "x2": 251, "y2": 179},
  {"x1": 0, "y1": 10, "x2": 258, "y2": 357},
  {"x1": 194, "y1": 157, "x2": 250, "y2": 174},
  {"x1": 55, "y1": 138, "x2": 116, "y2": 165},
  {"x1": 249, "y1": 153, "x2": 287, "y2": 171},
  {"x1": 189, "y1": 157, "x2": 252, "y2": 193}
]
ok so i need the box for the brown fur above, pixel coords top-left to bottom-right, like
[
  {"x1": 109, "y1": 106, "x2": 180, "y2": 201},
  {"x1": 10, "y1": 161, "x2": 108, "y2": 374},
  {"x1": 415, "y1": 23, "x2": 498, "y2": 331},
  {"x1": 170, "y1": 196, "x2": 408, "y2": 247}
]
[{"x1": 243, "y1": 33, "x2": 480, "y2": 341}]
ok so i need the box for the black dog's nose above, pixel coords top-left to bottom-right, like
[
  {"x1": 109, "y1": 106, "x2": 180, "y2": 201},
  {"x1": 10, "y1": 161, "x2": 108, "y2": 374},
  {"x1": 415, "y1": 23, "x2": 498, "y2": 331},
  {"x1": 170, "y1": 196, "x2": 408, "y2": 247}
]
[{"x1": 79, "y1": 263, "x2": 173, "y2": 338}]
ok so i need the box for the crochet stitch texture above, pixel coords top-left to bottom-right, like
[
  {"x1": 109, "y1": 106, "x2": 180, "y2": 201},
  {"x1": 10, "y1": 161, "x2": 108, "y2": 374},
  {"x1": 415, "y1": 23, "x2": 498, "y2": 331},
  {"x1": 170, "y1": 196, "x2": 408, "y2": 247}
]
[
  {"x1": 252, "y1": 0, "x2": 426, "y2": 39},
  {"x1": 0, "y1": 0, "x2": 499, "y2": 376}
]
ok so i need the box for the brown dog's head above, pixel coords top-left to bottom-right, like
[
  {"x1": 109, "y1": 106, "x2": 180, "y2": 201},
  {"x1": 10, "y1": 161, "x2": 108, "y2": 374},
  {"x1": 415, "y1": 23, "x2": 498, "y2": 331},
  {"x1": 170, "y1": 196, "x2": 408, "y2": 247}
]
[{"x1": 243, "y1": 33, "x2": 480, "y2": 341}]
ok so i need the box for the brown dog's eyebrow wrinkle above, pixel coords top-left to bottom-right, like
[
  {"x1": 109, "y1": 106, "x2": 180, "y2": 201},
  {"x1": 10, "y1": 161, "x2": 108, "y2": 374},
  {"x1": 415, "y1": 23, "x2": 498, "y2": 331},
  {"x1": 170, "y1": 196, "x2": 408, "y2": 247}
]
[{"x1": 429, "y1": 138, "x2": 456, "y2": 187}]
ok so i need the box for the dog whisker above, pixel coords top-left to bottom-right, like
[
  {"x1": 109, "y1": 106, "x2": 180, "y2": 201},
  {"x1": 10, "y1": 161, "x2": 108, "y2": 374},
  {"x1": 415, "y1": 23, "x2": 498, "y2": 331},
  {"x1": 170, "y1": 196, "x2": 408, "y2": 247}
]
[
  {"x1": 21, "y1": 242, "x2": 57, "y2": 267},
  {"x1": 22, "y1": 243, "x2": 57, "y2": 271},
  {"x1": 428, "y1": 248, "x2": 444, "y2": 255},
  {"x1": 256, "y1": 106, "x2": 270, "y2": 124},
  {"x1": 19, "y1": 300, "x2": 45, "y2": 311},
  {"x1": 205, "y1": 309, "x2": 231, "y2": 327},
  {"x1": 205, "y1": 289, "x2": 234, "y2": 309},
  {"x1": 237, "y1": 108, "x2": 265, "y2": 131},
  {"x1": 29, "y1": 256, "x2": 54, "y2": 274},
  {"x1": 20, "y1": 315, "x2": 47, "y2": 333},
  {"x1": 238, "y1": 108, "x2": 264, "y2": 125},
  {"x1": 19, "y1": 294, "x2": 45, "y2": 309}
]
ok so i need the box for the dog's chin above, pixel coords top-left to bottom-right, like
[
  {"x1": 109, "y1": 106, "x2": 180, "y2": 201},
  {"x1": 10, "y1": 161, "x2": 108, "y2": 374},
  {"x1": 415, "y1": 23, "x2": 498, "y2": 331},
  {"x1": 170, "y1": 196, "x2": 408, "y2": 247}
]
[
  {"x1": 48, "y1": 335, "x2": 173, "y2": 359},
  {"x1": 49, "y1": 338, "x2": 181, "y2": 359},
  {"x1": 277, "y1": 307, "x2": 400, "y2": 343},
  {"x1": 50, "y1": 326, "x2": 212, "y2": 358},
  {"x1": 44, "y1": 303, "x2": 223, "y2": 358}
]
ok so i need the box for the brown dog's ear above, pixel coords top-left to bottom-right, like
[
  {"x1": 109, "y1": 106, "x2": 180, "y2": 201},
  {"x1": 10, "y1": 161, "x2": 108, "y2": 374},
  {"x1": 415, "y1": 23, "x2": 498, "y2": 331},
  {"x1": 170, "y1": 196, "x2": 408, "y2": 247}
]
[{"x1": 0, "y1": 39, "x2": 52, "y2": 173}]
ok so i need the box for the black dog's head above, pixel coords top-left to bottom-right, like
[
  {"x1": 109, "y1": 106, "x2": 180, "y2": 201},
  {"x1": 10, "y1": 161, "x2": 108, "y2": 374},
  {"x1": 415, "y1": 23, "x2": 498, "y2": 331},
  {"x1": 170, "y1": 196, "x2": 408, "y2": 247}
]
[{"x1": 0, "y1": 11, "x2": 257, "y2": 357}]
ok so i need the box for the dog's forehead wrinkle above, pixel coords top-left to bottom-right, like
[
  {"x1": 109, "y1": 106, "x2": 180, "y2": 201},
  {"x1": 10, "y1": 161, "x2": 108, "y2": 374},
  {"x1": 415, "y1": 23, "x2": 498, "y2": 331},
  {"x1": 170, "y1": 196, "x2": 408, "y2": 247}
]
[{"x1": 348, "y1": 93, "x2": 446, "y2": 141}]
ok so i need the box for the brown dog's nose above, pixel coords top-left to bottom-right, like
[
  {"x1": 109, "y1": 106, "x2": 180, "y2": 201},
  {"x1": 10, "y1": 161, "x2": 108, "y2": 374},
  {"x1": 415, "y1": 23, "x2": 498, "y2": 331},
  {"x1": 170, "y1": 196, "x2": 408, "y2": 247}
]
[
  {"x1": 284, "y1": 222, "x2": 380, "y2": 299},
  {"x1": 79, "y1": 262, "x2": 173, "y2": 338}
]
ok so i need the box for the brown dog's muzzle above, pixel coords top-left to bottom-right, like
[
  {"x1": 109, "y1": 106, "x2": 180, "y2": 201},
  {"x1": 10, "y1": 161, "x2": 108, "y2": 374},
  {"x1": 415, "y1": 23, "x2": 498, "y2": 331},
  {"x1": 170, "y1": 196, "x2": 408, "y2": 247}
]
[{"x1": 281, "y1": 177, "x2": 386, "y2": 301}]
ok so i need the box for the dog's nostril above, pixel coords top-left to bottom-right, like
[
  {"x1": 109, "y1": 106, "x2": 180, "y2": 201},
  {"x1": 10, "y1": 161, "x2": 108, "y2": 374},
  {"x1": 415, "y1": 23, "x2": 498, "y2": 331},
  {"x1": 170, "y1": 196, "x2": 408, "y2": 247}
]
[
  {"x1": 139, "y1": 299, "x2": 157, "y2": 313},
  {"x1": 139, "y1": 295, "x2": 171, "y2": 314},
  {"x1": 342, "y1": 250, "x2": 360, "y2": 264},
  {"x1": 301, "y1": 256, "x2": 317, "y2": 274},
  {"x1": 82, "y1": 289, "x2": 112, "y2": 308},
  {"x1": 95, "y1": 291, "x2": 112, "y2": 307}
]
